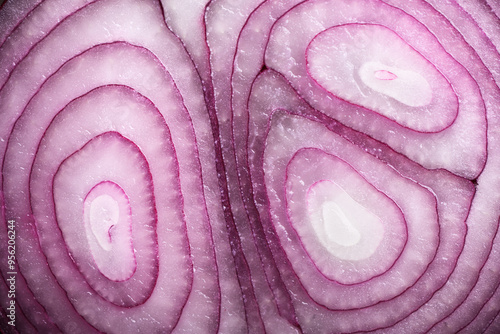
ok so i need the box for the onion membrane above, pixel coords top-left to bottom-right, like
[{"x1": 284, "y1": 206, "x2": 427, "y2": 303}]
[{"x1": 1, "y1": 0, "x2": 500, "y2": 333}]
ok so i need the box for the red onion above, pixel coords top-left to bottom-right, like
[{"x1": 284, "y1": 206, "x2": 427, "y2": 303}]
[{"x1": 1, "y1": 0, "x2": 500, "y2": 333}]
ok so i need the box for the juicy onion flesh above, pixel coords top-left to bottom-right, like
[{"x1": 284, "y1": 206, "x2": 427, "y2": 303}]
[{"x1": 0, "y1": 0, "x2": 499, "y2": 333}]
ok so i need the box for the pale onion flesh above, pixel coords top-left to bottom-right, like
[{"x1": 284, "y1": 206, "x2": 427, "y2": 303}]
[{"x1": 1, "y1": 0, "x2": 500, "y2": 333}]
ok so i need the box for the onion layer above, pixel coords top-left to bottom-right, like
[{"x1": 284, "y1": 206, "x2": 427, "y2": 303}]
[{"x1": 1, "y1": 0, "x2": 500, "y2": 333}]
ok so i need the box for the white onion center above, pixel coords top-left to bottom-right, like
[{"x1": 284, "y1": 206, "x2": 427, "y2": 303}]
[
  {"x1": 307, "y1": 180, "x2": 384, "y2": 261},
  {"x1": 83, "y1": 181, "x2": 136, "y2": 281},
  {"x1": 321, "y1": 201, "x2": 361, "y2": 247},
  {"x1": 359, "y1": 61, "x2": 432, "y2": 107},
  {"x1": 89, "y1": 194, "x2": 120, "y2": 251}
]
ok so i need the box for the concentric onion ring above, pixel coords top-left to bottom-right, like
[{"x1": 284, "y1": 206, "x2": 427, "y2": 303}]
[
  {"x1": 206, "y1": 0, "x2": 500, "y2": 332},
  {"x1": 0, "y1": 0, "x2": 237, "y2": 332},
  {"x1": 1, "y1": 0, "x2": 500, "y2": 333}
]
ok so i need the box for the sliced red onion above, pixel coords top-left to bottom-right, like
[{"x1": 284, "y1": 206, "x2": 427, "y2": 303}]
[
  {"x1": 262, "y1": 0, "x2": 486, "y2": 179},
  {"x1": 208, "y1": 0, "x2": 500, "y2": 332},
  {"x1": 305, "y1": 23, "x2": 452, "y2": 127},
  {"x1": 1, "y1": 0, "x2": 500, "y2": 333},
  {"x1": 0, "y1": 0, "x2": 232, "y2": 332},
  {"x1": 286, "y1": 148, "x2": 408, "y2": 285},
  {"x1": 83, "y1": 181, "x2": 137, "y2": 282}
]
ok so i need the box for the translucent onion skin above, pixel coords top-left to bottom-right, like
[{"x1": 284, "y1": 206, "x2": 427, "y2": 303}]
[{"x1": 0, "y1": 1, "x2": 499, "y2": 334}]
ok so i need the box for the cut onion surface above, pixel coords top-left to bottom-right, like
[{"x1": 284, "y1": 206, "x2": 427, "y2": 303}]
[
  {"x1": 1, "y1": 0, "x2": 500, "y2": 333},
  {"x1": 0, "y1": 0, "x2": 231, "y2": 332}
]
